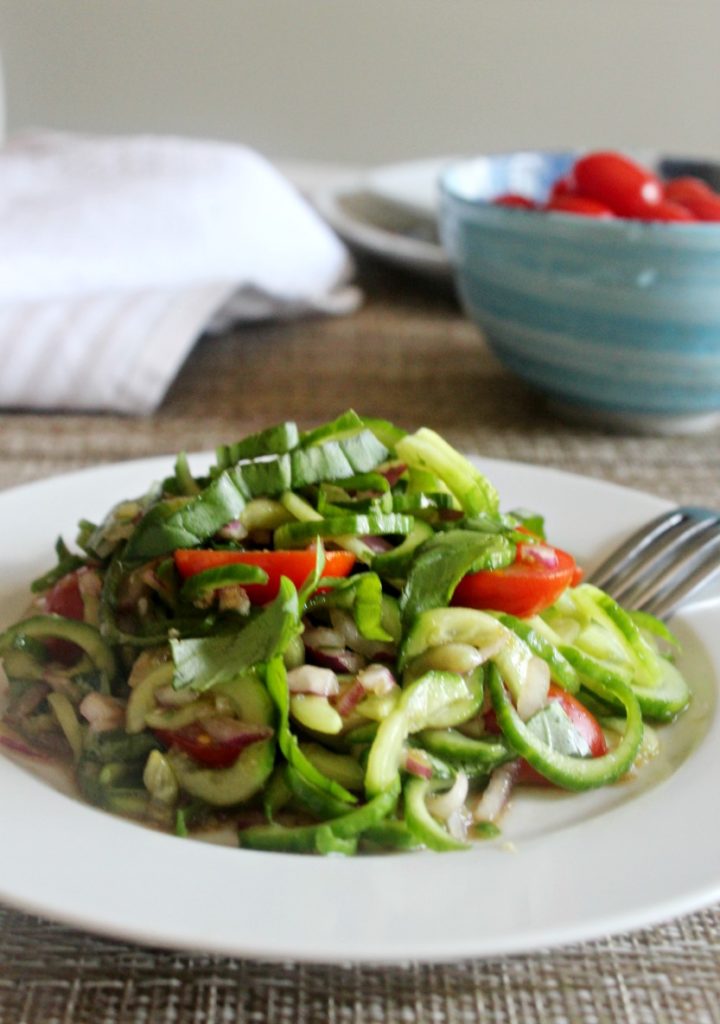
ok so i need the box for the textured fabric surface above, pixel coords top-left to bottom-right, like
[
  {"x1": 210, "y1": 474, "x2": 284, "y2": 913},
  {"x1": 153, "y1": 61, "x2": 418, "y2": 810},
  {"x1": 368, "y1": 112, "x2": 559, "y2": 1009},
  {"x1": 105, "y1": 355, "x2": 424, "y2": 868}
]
[{"x1": 1, "y1": 260, "x2": 719, "y2": 1022}]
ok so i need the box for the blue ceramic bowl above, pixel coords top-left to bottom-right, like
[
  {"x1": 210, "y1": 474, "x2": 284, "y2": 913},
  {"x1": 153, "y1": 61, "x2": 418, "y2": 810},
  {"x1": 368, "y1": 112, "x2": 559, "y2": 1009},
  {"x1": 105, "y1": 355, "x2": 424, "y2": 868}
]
[{"x1": 439, "y1": 152, "x2": 720, "y2": 432}]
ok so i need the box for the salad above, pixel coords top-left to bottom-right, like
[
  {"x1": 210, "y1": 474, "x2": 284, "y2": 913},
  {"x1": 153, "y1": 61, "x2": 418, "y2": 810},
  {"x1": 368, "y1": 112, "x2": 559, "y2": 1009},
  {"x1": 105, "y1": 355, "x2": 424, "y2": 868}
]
[{"x1": 0, "y1": 412, "x2": 691, "y2": 855}]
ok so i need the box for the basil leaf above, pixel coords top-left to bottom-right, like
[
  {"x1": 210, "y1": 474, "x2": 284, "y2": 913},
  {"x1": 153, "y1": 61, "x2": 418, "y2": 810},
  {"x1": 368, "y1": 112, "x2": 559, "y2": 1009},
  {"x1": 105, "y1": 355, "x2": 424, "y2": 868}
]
[
  {"x1": 264, "y1": 655, "x2": 356, "y2": 804},
  {"x1": 171, "y1": 577, "x2": 300, "y2": 691},
  {"x1": 125, "y1": 471, "x2": 247, "y2": 560},
  {"x1": 400, "y1": 530, "x2": 515, "y2": 626},
  {"x1": 526, "y1": 701, "x2": 591, "y2": 757}
]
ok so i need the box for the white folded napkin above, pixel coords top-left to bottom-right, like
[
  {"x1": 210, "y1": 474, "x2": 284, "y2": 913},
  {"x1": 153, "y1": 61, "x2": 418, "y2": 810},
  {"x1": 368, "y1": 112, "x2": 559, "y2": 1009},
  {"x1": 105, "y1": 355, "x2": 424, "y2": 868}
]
[{"x1": 0, "y1": 132, "x2": 358, "y2": 412}]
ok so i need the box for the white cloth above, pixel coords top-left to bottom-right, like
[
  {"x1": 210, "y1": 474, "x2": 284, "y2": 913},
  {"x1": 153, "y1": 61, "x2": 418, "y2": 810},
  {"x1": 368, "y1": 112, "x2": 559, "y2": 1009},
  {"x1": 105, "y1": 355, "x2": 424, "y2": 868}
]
[{"x1": 0, "y1": 132, "x2": 357, "y2": 412}]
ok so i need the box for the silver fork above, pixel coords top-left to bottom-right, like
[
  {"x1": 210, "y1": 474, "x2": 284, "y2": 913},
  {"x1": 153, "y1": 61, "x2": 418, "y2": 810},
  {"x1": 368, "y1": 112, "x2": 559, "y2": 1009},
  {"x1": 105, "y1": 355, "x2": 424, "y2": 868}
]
[{"x1": 587, "y1": 506, "x2": 720, "y2": 619}]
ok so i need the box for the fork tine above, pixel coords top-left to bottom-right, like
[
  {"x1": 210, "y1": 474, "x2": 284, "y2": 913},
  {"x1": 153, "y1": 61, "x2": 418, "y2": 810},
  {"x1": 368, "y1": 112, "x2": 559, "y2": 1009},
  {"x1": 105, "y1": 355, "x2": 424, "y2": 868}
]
[
  {"x1": 603, "y1": 514, "x2": 719, "y2": 604},
  {"x1": 616, "y1": 522, "x2": 720, "y2": 608},
  {"x1": 588, "y1": 506, "x2": 720, "y2": 619},
  {"x1": 589, "y1": 508, "x2": 686, "y2": 590},
  {"x1": 640, "y1": 532, "x2": 720, "y2": 619}
]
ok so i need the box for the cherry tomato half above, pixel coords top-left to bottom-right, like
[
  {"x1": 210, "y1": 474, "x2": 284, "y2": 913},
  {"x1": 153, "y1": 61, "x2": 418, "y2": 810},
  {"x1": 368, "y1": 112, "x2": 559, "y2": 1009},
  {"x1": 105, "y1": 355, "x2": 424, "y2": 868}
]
[
  {"x1": 570, "y1": 151, "x2": 662, "y2": 218},
  {"x1": 153, "y1": 722, "x2": 266, "y2": 768},
  {"x1": 174, "y1": 548, "x2": 357, "y2": 605},
  {"x1": 515, "y1": 685, "x2": 608, "y2": 785},
  {"x1": 451, "y1": 540, "x2": 581, "y2": 619},
  {"x1": 45, "y1": 571, "x2": 85, "y2": 620},
  {"x1": 485, "y1": 684, "x2": 608, "y2": 786},
  {"x1": 43, "y1": 570, "x2": 86, "y2": 663}
]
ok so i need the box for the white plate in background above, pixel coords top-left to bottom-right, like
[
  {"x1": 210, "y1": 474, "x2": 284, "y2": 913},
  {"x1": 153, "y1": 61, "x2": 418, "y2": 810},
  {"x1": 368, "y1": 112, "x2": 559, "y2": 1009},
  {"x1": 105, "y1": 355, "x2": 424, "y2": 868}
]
[
  {"x1": 307, "y1": 158, "x2": 457, "y2": 278},
  {"x1": 363, "y1": 156, "x2": 459, "y2": 219}
]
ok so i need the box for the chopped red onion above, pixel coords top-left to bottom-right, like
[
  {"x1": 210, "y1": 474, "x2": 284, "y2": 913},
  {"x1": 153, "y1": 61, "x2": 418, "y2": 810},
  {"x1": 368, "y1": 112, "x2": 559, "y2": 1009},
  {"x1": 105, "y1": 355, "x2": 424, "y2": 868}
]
[
  {"x1": 286, "y1": 665, "x2": 340, "y2": 697},
  {"x1": 517, "y1": 656, "x2": 551, "y2": 721},
  {"x1": 79, "y1": 692, "x2": 126, "y2": 733},
  {"x1": 359, "y1": 535, "x2": 394, "y2": 554},
  {"x1": 403, "y1": 748, "x2": 434, "y2": 779},
  {"x1": 426, "y1": 771, "x2": 469, "y2": 820},
  {"x1": 216, "y1": 519, "x2": 248, "y2": 541},
  {"x1": 357, "y1": 663, "x2": 396, "y2": 695},
  {"x1": 0, "y1": 730, "x2": 49, "y2": 760},
  {"x1": 378, "y1": 463, "x2": 407, "y2": 487},
  {"x1": 518, "y1": 542, "x2": 559, "y2": 569},
  {"x1": 472, "y1": 762, "x2": 520, "y2": 824},
  {"x1": 334, "y1": 679, "x2": 367, "y2": 717},
  {"x1": 446, "y1": 807, "x2": 472, "y2": 842},
  {"x1": 305, "y1": 644, "x2": 365, "y2": 674}
]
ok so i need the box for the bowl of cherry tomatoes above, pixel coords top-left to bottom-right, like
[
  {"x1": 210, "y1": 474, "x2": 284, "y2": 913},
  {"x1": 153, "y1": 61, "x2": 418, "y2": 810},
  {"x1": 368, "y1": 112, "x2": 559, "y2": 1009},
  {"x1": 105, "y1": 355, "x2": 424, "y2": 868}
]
[{"x1": 439, "y1": 150, "x2": 720, "y2": 432}]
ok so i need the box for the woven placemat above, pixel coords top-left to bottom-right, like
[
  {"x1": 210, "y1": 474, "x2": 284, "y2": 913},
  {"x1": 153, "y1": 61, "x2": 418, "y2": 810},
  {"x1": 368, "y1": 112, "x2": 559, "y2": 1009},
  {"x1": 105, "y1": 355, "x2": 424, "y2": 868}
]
[
  {"x1": 0, "y1": 904, "x2": 718, "y2": 1024},
  {"x1": 1, "y1": 261, "x2": 719, "y2": 1023}
]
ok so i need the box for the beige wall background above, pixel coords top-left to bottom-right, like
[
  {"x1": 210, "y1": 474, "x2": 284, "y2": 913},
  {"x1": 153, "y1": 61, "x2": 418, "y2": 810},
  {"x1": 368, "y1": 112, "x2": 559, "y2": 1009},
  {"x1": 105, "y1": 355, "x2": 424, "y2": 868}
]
[{"x1": 0, "y1": 0, "x2": 718, "y2": 164}]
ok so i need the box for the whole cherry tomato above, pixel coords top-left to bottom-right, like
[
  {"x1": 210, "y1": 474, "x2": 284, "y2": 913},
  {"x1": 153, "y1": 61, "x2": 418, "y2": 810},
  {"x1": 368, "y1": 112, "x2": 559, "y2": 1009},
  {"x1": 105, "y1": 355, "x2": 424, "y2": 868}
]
[
  {"x1": 641, "y1": 200, "x2": 695, "y2": 223},
  {"x1": 664, "y1": 177, "x2": 720, "y2": 221},
  {"x1": 570, "y1": 151, "x2": 662, "y2": 218},
  {"x1": 493, "y1": 193, "x2": 536, "y2": 209},
  {"x1": 548, "y1": 175, "x2": 574, "y2": 201},
  {"x1": 546, "y1": 195, "x2": 614, "y2": 218}
]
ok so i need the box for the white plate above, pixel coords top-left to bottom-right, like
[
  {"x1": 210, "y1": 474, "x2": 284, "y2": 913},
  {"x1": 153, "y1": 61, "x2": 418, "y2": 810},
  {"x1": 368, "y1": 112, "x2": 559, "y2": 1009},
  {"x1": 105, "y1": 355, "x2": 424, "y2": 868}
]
[
  {"x1": 0, "y1": 456, "x2": 718, "y2": 963},
  {"x1": 364, "y1": 156, "x2": 457, "y2": 219},
  {"x1": 310, "y1": 159, "x2": 452, "y2": 278}
]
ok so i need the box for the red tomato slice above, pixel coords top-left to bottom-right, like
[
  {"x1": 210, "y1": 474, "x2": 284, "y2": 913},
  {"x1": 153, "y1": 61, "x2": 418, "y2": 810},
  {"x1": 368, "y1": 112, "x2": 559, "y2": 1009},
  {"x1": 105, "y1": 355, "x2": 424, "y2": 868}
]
[
  {"x1": 451, "y1": 541, "x2": 580, "y2": 618},
  {"x1": 174, "y1": 548, "x2": 357, "y2": 604},
  {"x1": 515, "y1": 685, "x2": 608, "y2": 785},
  {"x1": 43, "y1": 570, "x2": 86, "y2": 664},
  {"x1": 493, "y1": 193, "x2": 536, "y2": 209},
  {"x1": 153, "y1": 723, "x2": 266, "y2": 768},
  {"x1": 45, "y1": 571, "x2": 85, "y2": 620},
  {"x1": 570, "y1": 151, "x2": 662, "y2": 218}
]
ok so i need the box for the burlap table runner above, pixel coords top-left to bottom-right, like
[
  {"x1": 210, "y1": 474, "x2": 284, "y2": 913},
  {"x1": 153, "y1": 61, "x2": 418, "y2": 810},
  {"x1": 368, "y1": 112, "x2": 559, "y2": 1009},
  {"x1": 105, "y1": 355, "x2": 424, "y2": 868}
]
[{"x1": 1, "y1": 262, "x2": 718, "y2": 1023}]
